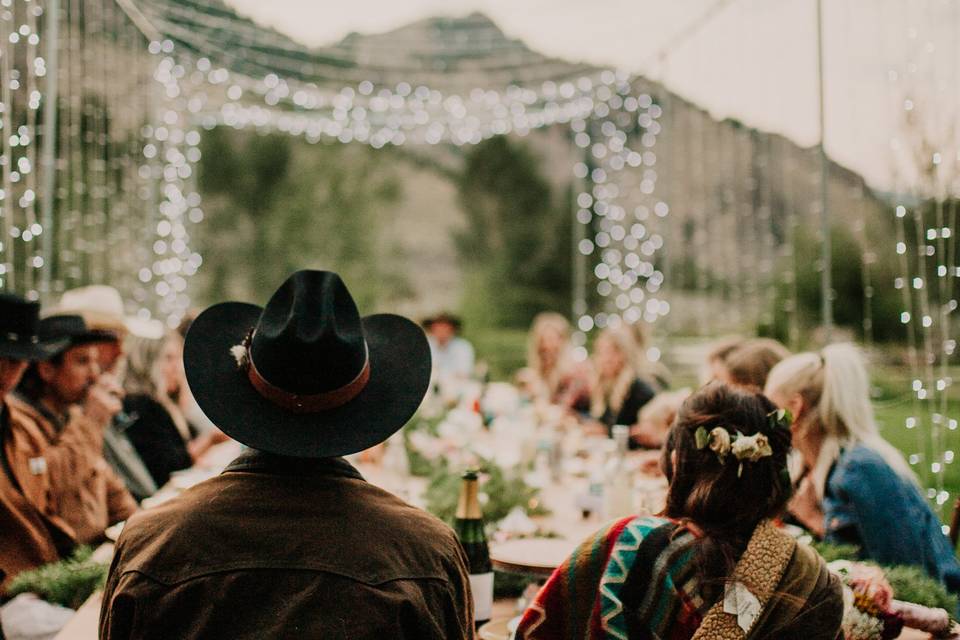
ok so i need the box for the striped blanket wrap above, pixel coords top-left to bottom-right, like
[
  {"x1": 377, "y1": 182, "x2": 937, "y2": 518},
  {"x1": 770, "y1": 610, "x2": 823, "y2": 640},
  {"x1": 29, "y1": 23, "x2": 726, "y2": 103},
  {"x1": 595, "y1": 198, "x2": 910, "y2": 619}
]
[{"x1": 515, "y1": 515, "x2": 799, "y2": 640}]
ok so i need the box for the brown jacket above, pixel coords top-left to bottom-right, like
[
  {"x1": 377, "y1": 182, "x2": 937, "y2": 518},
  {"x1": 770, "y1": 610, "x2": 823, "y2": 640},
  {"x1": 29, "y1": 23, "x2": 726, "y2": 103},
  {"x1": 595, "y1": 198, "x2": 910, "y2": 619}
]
[
  {"x1": 0, "y1": 400, "x2": 74, "y2": 593},
  {"x1": 100, "y1": 451, "x2": 475, "y2": 639},
  {"x1": 7, "y1": 396, "x2": 137, "y2": 545}
]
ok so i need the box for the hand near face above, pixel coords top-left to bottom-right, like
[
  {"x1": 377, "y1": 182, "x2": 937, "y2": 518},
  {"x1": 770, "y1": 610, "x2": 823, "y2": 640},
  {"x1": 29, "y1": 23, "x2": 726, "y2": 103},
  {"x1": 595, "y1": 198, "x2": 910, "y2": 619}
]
[{"x1": 84, "y1": 375, "x2": 124, "y2": 426}]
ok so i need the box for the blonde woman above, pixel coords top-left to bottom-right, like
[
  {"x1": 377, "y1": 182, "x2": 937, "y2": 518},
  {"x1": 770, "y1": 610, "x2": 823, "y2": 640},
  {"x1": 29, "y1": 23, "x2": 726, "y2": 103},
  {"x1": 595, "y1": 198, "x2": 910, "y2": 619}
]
[
  {"x1": 589, "y1": 326, "x2": 656, "y2": 434},
  {"x1": 123, "y1": 333, "x2": 227, "y2": 485},
  {"x1": 122, "y1": 334, "x2": 193, "y2": 486},
  {"x1": 517, "y1": 312, "x2": 589, "y2": 410},
  {"x1": 765, "y1": 343, "x2": 960, "y2": 596}
]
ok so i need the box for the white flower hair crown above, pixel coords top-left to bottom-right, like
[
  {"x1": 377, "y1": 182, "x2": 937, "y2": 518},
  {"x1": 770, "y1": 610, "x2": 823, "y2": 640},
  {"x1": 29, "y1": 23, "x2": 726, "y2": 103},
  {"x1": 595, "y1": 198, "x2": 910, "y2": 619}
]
[{"x1": 694, "y1": 409, "x2": 791, "y2": 477}]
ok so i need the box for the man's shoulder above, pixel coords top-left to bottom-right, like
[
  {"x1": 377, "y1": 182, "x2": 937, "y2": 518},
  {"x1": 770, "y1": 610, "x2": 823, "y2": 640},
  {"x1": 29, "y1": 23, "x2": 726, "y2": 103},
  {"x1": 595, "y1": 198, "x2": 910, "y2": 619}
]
[
  {"x1": 7, "y1": 395, "x2": 42, "y2": 425},
  {"x1": 336, "y1": 478, "x2": 463, "y2": 551},
  {"x1": 5, "y1": 396, "x2": 51, "y2": 443}
]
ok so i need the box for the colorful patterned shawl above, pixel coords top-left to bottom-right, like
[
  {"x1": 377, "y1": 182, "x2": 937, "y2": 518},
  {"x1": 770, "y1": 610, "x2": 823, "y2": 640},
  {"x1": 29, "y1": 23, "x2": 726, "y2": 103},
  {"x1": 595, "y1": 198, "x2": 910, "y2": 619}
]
[{"x1": 515, "y1": 516, "x2": 808, "y2": 640}]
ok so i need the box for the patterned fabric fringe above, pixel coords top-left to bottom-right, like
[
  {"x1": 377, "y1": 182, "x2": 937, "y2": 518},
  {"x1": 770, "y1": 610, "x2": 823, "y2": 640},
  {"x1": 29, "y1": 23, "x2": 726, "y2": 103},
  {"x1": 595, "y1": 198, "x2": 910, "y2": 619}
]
[{"x1": 515, "y1": 517, "x2": 798, "y2": 640}]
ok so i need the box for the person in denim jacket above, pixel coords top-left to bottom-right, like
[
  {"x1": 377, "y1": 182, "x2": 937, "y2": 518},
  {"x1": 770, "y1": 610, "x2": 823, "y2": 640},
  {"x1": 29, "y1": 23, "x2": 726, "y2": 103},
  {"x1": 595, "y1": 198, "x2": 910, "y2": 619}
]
[{"x1": 765, "y1": 343, "x2": 960, "y2": 598}]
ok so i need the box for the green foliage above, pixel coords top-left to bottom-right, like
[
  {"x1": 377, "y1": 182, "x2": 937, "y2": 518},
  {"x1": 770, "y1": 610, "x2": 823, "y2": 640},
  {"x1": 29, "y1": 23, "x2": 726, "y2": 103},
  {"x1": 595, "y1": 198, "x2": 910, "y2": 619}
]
[
  {"x1": 196, "y1": 128, "x2": 407, "y2": 308},
  {"x1": 767, "y1": 219, "x2": 904, "y2": 343},
  {"x1": 466, "y1": 328, "x2": 529, "y2": 382},
  {"x1": 812, "y1": 541, "x2": 958, "y2": 611},
  {"x1": 494, "y1": 570, "x2": 531, "y2": 599},
  {"x1": 7, "y1": 546, "x2": 108, "y2": 609},
  {"x1": 811, "y1": 540, "x2": 863, "y2": 563},
  {"x1": 883, "y1": 564, "x2": 958, "y2": 613},
  {"x1": 424, "y1": 458, "x2": 550, "y2": 527},
  {"x1": 402, "y1": 414, "x2": 445, "y2": 477},
  {"x1": 764, "y1": 197, "x2": 960, "y2": 344},
  {"x1": 456, "y1": 136, "x2": 573, "y2": 329}
]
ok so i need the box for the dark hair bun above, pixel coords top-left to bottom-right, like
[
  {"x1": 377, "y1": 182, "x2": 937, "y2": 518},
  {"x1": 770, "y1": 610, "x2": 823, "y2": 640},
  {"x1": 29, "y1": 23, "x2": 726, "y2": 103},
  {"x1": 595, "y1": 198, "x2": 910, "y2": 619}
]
[{"x1": 664, "y1": 382, "x2": 793, "y2": 537}]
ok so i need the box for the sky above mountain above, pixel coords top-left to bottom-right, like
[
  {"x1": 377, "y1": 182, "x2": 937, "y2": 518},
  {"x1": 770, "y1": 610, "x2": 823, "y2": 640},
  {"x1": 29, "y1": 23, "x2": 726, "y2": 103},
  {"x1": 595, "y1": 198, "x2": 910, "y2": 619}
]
[{"x1": 223, "y1": 0, "x2": 957, "y2": 193}]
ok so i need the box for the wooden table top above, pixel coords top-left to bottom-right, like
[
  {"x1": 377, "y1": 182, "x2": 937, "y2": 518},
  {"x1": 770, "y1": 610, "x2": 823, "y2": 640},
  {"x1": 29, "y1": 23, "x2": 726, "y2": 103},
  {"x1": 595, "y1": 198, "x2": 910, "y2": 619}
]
[{"x1": 490, "y1": 537, "x2": 579, "y2": 578}]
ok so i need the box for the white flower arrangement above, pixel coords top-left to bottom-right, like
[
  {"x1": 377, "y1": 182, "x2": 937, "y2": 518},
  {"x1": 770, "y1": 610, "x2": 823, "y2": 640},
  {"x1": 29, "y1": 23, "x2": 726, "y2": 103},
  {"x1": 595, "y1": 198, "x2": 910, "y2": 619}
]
[
  {"x1": 730, "y1": 432, "x2": 773, "y2": 463},
  {"x1": 841, "y1": 606, "x2": 885, "y2": 640}
]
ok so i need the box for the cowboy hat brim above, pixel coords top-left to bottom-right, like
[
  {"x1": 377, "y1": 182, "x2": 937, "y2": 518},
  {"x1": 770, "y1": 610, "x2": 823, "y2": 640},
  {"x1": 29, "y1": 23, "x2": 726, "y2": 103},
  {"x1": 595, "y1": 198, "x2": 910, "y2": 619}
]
[
  {"x1": 0, "y1": 338, "x2": 69, "y2": 362},
  {"x1": 183, "y1": 302, "x2": 431, "y2": 458}
]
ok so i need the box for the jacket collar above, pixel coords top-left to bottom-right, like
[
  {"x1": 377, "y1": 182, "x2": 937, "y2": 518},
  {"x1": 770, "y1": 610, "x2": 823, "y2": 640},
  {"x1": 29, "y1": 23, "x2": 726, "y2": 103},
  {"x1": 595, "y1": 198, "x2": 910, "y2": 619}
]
[
  {"x1": 12, "y1": 393, "x2": 66, "y2": 432},
  {"x1": 224, "y1": 448, "x2": 365, "y2": 482}
]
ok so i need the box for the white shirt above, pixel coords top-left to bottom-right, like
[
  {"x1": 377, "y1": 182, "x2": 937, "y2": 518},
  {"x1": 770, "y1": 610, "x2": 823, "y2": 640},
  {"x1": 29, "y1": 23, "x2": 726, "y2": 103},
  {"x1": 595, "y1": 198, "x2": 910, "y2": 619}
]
[{"x1": 427, "y1": 335, "x2": 475, "y2": 380}]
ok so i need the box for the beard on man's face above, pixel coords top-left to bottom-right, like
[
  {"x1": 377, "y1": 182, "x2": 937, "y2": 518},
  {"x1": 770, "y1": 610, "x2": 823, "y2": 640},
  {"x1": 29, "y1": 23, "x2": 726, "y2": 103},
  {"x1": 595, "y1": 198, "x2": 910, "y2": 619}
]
[{"x1": 48, "y1": 377, "x2": 94, "y2": 406}]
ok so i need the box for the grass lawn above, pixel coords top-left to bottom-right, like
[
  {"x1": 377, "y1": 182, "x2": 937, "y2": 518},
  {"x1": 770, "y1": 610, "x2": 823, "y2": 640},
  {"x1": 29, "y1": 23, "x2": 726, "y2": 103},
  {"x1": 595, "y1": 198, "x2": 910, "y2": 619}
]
[{"x1": 872, "y1": 368, "x2": 960, "y2": 525}]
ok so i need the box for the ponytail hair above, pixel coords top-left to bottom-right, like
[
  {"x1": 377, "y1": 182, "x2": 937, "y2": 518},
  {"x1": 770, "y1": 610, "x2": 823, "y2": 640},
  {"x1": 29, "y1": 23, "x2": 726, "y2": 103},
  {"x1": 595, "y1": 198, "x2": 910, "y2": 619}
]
[{"x1": 766, "y1": 343, "x2": 916, "y2": 498}]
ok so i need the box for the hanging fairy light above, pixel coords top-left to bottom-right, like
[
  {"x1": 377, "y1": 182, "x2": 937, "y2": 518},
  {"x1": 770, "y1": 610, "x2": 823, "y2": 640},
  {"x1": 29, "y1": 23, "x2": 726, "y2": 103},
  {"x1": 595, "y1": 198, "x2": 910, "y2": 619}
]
[
  {"x1": 143, "y1": 37, "x2": 667, "y2": 333},
  {"x1": 0, "y1": 0, "x2": 47, "y2": 299},
  {"x1": 885, "y1": 0, "x2": 960, "y2": 525}
]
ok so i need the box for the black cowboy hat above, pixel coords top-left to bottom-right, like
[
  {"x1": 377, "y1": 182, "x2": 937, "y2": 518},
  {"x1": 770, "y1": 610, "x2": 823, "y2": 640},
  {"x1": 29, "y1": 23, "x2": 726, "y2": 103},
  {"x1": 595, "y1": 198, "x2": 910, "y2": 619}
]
[
  {"x1": 0, "y1": 293, "x2": 68, "y2": 361},
  {"x1": 183, "y1": 270, "x2": 431, "y2": 458},
  {"x1": 422, "y1": 311, "x2": 462, "y2": 331},
  {"x1": 38, "y1": 315, "x2": 109, "y2": 356}
]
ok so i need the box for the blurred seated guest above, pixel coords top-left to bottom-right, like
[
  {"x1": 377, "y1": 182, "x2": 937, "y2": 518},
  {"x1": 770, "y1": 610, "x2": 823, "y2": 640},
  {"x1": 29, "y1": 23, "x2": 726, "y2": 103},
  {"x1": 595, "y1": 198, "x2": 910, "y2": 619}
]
[
  {"x1": 516, "y1": 312, "x2": 589, "y2": 410},
  {"x1": 765, "y1": 344, "x2": 960, "y2": 595},
  {"x1": 719, "y1": 338, "x2": 790, "y2": 390},
  {"x1": 161, "y1": 330, "x2": 230, "y2": 458},
  {"x1": 123, "y1": 332, "x2": 229, "y2": 486},
  {"x1": 516, "y1": 382, "x2": 843, "y2": 640},
  {"x1": 100, "y1": 271, "x2": 472, "y2": 639},
  {"x1": 15, "y1": 315, "x2": 137, "y2": 545},
  {"x1": 588, "y1": 326, "x2": 656, "y2": 435},
  {"x1": 53, "y1": 284, "x2": 162, "y2": 501},
  {"x1": 423, "y1": 312, "x2": 474, "y2": 380},
  {"x1": 0, "y1": 294, "x2": 75, "y2": 592},
  {"x1": 632, "y1": 321, "x2": 671, "y2": 390},
  {"x1": 700, "y1": 336, "x2": 743, "y2": 385},
  {"x1": 630, "y1": 388, "x2": 690, "y2": 449},
  {"x1": 121, "y1": 335, "x2": 193, "y2": 487}
]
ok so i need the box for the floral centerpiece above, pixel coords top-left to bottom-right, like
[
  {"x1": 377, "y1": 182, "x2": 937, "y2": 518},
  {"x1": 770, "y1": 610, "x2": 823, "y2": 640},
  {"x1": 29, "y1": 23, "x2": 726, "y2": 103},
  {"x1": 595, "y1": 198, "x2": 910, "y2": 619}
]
[
  {"x1": 829, "y1": 561, "x2": 903, "y2": 640},
  {"x1": 828, "y1": 560, "x2": 958, "y2": 639}
]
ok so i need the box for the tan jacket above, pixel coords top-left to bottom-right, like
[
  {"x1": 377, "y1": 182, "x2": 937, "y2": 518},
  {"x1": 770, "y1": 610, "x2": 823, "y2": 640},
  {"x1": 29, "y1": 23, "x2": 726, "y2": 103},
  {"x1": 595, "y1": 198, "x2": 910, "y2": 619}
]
[
  {"x1": 100, "y1": 451, "x2": 475, "y2": 639},
  {"x1": 7, "y1": 396, "x2": 137, "y2": 545},
  {"x1": 0, "y1": 399, "x2": 74, "y2": 592}
]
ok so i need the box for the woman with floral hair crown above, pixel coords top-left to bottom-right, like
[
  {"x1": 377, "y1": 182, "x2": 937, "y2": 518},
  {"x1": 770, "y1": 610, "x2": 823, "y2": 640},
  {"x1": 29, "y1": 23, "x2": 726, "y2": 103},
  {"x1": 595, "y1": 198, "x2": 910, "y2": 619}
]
[
  {"x1": 516, "y1": 382, "x2": 843, "y2": 640},
  {"x1": 765, "y1": 343, "x2": 960, "y2": 600}
]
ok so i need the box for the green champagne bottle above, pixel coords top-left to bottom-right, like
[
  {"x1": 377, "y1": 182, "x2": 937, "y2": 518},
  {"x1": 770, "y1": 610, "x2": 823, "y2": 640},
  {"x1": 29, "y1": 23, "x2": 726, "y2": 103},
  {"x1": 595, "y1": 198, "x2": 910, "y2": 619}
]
[{"x1": 454, "y1": 470, "x2": 493, "y2": 629}]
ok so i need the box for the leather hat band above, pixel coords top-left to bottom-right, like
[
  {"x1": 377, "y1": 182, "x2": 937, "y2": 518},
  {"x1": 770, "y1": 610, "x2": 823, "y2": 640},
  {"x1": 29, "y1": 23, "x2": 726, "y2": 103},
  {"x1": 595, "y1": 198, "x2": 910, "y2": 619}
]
[{"x1": 246, "y1": 346, "x2": 371, "y2": 414}]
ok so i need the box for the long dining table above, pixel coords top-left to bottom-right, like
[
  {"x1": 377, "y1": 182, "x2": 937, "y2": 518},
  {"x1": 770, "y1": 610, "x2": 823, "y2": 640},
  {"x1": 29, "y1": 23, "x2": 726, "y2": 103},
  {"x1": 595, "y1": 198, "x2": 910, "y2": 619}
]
[{"x1": 50, "y1": 438, "x2": 946, "y2": 640}]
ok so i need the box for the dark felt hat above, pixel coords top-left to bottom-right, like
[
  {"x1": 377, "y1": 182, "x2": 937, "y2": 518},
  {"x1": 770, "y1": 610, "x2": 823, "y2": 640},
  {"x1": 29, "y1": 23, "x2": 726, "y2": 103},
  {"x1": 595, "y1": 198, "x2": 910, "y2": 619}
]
[
  {"x1": 422, "y1": 311, "x2": 462, "y2": 331},
  {"x1": 38, "y1": 314, "x2": 109, "y2": 356},
  {"x1": 0, "y1": 293, "x2": 68, "y2": 361},
  {"x1": 183, "y1": 270, "x2": 431, "y2": 458}
]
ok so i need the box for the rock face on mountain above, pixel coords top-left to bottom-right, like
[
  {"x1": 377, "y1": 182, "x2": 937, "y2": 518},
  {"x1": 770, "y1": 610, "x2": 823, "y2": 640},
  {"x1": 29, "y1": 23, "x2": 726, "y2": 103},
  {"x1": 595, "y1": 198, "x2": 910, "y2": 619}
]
[{"x1": 131, "y1": 1, "x2": 596, "y2": 90}]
